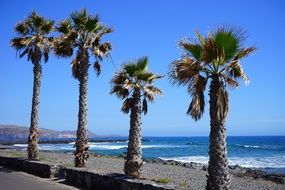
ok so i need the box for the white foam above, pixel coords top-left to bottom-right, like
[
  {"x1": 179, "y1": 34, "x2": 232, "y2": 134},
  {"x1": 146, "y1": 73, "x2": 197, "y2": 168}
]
[
  {"x1": 244, "y1": 145, "x2": 260, "y2": 148},
  {"x1": 142, "y1": 145, "x2": 180, "y2": 149},
  {"x1": 88, "y1": 143, "x2": 181, "y2": 150},
  {"x1": 13, "y1": 144, "x2": 28, "y2": 147},
  {"x1": 160, "y1": 156, "x2": 209, "y2": 164},
  {"x1": 229, "y1": 156, "x2": 285, "y2": 168},
  {"x1": 89, "y1": 144, "x2": 127, "y2": 150},
  {"x1": 160, "y1": 156, "x2": 285, "y2": 168}
]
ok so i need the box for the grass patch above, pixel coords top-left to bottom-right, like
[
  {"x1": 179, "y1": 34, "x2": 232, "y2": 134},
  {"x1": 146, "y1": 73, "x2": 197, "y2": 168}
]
[
  {"x1": 9, "y1": 151, "x2": 25, "y2": 157},
  {"x1": 179, "y1": 181, "x2": 190, "y2": 188},
  {"x1": 39, "y1": 155, "x2": 46, "y2": 161},
  {"x1": 63, "y1": 163, "x2": 74, "y2": 168},
  {"x1": 157, "y1": 178, "x2": 172, "y2": 184}
]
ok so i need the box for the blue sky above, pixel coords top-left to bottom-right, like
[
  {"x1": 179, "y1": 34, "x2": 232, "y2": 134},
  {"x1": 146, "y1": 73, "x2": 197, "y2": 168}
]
[{"x1": 0, "y1": 0, "x2": 285, "y2": 136}]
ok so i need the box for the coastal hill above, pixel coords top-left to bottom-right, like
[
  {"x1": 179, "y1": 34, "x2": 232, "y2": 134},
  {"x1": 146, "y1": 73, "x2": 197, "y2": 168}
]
[{"x1": 0, "y1": 124, "x2": 98, "y2": 140}]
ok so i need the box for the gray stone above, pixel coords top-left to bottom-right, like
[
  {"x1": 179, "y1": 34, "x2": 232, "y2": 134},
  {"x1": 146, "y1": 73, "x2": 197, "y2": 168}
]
[
  {"x1": 64, "y1": 167, "x2": 185, "y2": 190},
  {"x1": 0, "y1": 156, "x2": 62, "y2": 178}
]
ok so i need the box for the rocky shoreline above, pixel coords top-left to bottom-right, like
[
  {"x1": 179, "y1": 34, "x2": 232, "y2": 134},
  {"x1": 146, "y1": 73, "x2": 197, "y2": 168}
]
[{"x1": 144, "y1": 158, "x2": 285, "y2": 184}]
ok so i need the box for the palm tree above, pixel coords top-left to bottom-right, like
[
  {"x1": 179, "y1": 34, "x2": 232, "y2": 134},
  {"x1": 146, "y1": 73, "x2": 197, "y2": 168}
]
[
  {"x1": 54, "y1": 9, "x2": 113, "y2": 167},
  {"x1": 110, "y1": 57, "x2": 162, "y2": 177},
  {"x1": 11, "y1": 12, "x2": 54, "y2": 160},
  {"x1": 169, "y1": 27, "x2": 256, "y2": 190}
]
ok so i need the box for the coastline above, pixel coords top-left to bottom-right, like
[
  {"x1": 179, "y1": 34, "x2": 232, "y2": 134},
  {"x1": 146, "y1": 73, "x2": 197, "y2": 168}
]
[{"x1": 0, "y1": 148, "x2": 284, "y2": 190}]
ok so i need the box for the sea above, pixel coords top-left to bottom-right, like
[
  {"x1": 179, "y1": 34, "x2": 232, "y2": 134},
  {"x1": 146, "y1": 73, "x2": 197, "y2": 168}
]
[{"x1": 14, "y1": 136, "x2": 285, "y2": 174}]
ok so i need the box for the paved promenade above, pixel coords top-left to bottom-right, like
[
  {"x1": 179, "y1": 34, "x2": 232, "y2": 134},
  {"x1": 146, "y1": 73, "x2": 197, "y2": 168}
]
[{"x1": 0, "y1": 166, "x2": 79, "y2": 190}]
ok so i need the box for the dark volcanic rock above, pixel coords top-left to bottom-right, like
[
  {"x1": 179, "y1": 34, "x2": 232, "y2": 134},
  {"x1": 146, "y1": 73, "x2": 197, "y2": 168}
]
[{"x1": 146, "y1": 158, "x2": 285, "y2": 185}]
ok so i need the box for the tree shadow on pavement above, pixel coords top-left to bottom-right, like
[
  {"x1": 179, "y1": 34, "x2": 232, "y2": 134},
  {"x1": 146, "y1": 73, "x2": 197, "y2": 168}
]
[{"x1": 0, "y1": 166, "x2": 13, "y2": 173}]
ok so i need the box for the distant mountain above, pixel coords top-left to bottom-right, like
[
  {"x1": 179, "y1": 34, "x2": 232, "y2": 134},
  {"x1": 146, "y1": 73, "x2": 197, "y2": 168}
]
[{"x1": 0, "y1": 125, "x2": 98, "y2": 140}]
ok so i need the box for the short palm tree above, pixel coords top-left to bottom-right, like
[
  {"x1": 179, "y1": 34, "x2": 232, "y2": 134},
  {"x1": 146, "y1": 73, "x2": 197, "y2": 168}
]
[
  {"x1": 11, "y1": 11, "x2": 54, "y2": 160},
  {"x1": 169, "y1": 27, "x2": 256, "y2": 190},
  {"x1": 54, "y1": 9, "x2": 113, "y2": 167},
  {"x1": 110, "y1": 57, "x2": 162, "y2": 177}
]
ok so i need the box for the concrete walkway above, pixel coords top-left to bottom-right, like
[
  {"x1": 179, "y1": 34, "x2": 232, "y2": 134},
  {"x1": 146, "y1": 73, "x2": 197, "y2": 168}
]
[{"x1": 0, "y1": 166, "x2": 79, "y2": 190}]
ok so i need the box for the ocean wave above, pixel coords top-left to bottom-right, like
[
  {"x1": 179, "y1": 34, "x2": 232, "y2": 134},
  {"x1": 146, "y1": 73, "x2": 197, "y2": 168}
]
[
  {"x1": 160, "y1": 156, "x2": 285, "y2": 168},
  {"x1": 89, "y1": 145, "x2": 127, "y2": 150},
  {"x1": 13, "y1": 144, "x2": 28, "y2": 147},
  {"x1": 243, "y1": 145, "x2": 260, "y2": 148},
  {"x1": 14, "y1": 142, "x2": 185, "y2": 150},
  {"x1": 88, "y1": 144, "x2": 180, "y2": 150},
  {"x1": 231, "y1": 144, "x2": 285, "y2": 151},
  {"x1": 142, "y1": 145, "x2": 179, "y2": 149},
  {"x1": 160, "y1": 156, "x2": 209, "y2": 164}
]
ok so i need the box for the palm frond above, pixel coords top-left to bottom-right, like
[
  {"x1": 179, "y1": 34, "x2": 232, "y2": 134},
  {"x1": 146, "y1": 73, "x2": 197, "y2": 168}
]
[
  {"x1": 225, "y1": 60, "x2": 249, "y2": 85},
  {"x1": 27, "y1": 48, "x2": 33, "y2": 61},
  {"x1": 223, "y1": 76, "x2": 239, "y2": 88},
  {"x1": 29, "y1": 11, "x2": 45, "y2": 28},
  {"x1": 93, "y1": 42, "x2": 112, "y2": 60},
  {"x1": 143, "y1": 91, "x2": 154, "y2": 102},
  {"x1": 144, "y1": 86, "x2": 163, "y2": 96},
  {"x1": 202, "y1": 37, "x2": 218, "y2": 64},
  {"x1": 54, "y1": 39, "x2": 74, "y2": 57},
  {"x1": 187, "y1": 93, "x2": 205, "y2": 121},
  {"x1": 137, "y1": 72, "x2": 162, "y2": 83},
  {"x1": 71, "y1": 58, "x2": 80, "y2": 79},
  {"x1": 196, "y1": 31, "x2": 206, "y2": 46},
  {"x1": 71, "y1": 9, "x2": 88, "y2": 30},
  {"x1": 15, "y1": 23, "x2": 29, "y2": 35},
  {"x1": 123, "y1": 63, "x2": 138, "y2": 77},
  {"x1": 93, "y1": 61, "x2": 101, "y2": 77},
  {"x1": 235, "y1": 47, "x2": 256, "y2": 60},
  {"x1": 57, "y1": 20, "x2": 72, "y2": 34},
  {"x1": 19, "y1": 48, "x2": 29, "y2": 58},
  {"x1": 110, "y1": 84, "x2": 130, "y2": 99},
  {"x1": 12, "y1": 12, "x2": 54, "y2": 64},
  {"x1": 144, "y1": 86, "x2": 163, "y2": 102},
  {"x1": 121, "y1": 98, "x2": 133, "y2": 114},
  {"x1": 217, "y1": 88, "x2": 229, "y2": 121},
  {"x1": 169, "y1": 57, "x2": 200, "y2": 86},
  {"x1": 111, "y1": 57, "x2": 161, "y2": 116},
  {"x1": 102, "y1": 27, "x2": 114, "y2": 35},
  {"x1": 136, "y1": 56, "x2": 148, "y2": 73},
  {"x1": 10, "y1": 37, "x2": 31, "y2": 51},
  {"x1": 85, "y1": 15, "x2": 100, "y2": 32},
  {"x1": 43, "y1": 46, "x2": 49, "y2": 63},
  {"x1": 186, "y1": 75, "x2": 207, "y2": 120},
  {"x1": 111, "y1": 71, "x2": 128, "y2": 85},
  {"x1": 187, "y1": 75, "x2": 207, "y2": 95},
  {"x1": 179, "y1": 41, "x2": 202, "y2": 60},
  {"x1": 142, "y1": 98, "x2": 148, "y2": 115},
  {"x1": 41, "y1": 20, "x2": 54, "y2": 34},
  {"x1": 213, "y1": 26, "x2": 245, "y2": 61}
]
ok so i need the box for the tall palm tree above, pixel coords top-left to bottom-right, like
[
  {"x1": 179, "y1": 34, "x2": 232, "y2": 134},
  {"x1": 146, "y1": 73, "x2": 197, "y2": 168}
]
[
  {"x1": 11, "y1": 12, "x2": 54, "y2": 160},
  {"x1": 110, "y1": 57, "x2": 162, "y2": 177},
  {"x1": 54, "y1": 9, "x2": 113, "y2": 167},
  {"x1": 169, "y1": 27, "x2": 256, "y2": 190}
]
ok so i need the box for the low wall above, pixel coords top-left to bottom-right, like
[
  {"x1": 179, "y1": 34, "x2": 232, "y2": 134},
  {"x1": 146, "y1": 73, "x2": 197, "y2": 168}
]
[
  {"x1": 0, "y1": 156, "x2": 61, "y2": 178},
  {"x1": 64, "y1": 168, "x2": 182, "y2": 190},
  {"x1": 0, "y1": 156, "x2": 183, "y2": 190}
]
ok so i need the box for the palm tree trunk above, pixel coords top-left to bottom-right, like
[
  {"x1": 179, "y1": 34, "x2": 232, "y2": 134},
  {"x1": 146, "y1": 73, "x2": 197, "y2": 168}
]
[
  {"x1": 74, "y1": 51, "x2": 90, "y2": 167},
  {"x1": 27, "y1": 61, "x2": 42, "y2": 160},
  {"x1": 206, "y1": 74, "x2": 231, "y2": 190},
  {"x1": 124, "y1": 89, "x2": 143, "y2": 177}
]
